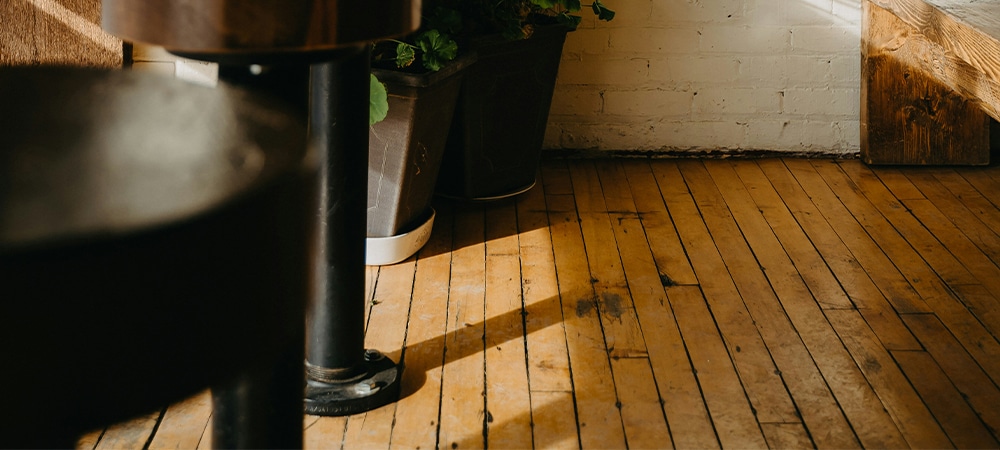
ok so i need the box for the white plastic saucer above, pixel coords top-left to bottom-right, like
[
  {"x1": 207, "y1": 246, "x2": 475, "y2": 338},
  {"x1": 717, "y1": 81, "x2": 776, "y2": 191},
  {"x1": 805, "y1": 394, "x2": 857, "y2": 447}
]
[{"x1": 365, "y1": 209, "x2": 435, "y2": 266}]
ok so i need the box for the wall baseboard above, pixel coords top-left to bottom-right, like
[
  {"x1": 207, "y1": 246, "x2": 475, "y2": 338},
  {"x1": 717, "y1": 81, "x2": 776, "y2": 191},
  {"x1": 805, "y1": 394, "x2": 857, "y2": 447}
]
[{"x1": 542, "y1": 148, "x2": 861, "y2": 160}]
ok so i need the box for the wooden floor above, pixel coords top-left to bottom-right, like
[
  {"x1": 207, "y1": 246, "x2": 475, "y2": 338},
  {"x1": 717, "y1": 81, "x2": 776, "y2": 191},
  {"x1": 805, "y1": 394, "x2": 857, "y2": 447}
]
[{"x1": 78, "y1": 158, "x2": 1000, "y2": 449}]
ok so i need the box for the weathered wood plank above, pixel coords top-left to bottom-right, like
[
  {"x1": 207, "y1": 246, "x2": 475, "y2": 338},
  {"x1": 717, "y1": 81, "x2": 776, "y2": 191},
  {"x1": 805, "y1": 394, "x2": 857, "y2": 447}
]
[
  {"x1": 148, "y1": 391, "x2": 211, "y2": 450},
  {"x1": 652, "y1": 161, "x2": 773, "y2": 447},
  {"x1": 825, "y1": 309, "x2": 947, "y2": 448},
  {"x1": 786, "y1": 159, "x2": 930, "y2": 314},
  {"x1": 517, "y1": 172, "x2": 574, "y2": 395},
  {"x1": 94, "y1": 410, "x2": 161, "y2": 450},
  {"x1": 760, "y1": 423, "x2": 814, "y2": 450},
  {"x1": 730, "y1": 161, "x2": 854, "y2": 311},
  {"x1": 875, "y1": 0, "x2": 1000, "y2": 97},
  {"x1": 862, "y1": 0, "x2": 992, "y2": 164},
  {"x1": 704, "y1": 160, "x2": 861, "y2": 448},
  {"x1": 620, "y1": 160, "x2": 699, "y2": 286},
  {"x1": 528, "y1": 391, "x2": 579, "y2": 449},
  {"x1": 892, "y1": 349, "x2": 1000, "y2": 448},
  {"x1": 544, "y1": 163, "x2": 628, "y2": 449},
  {"x1": 594, "y1": 162, "x2": 675, "y2": 448},
  {"x1": 606, "y1": 194, "x2": 717, "y2": 446},
  {"x1": 0, "y1": 0, "x2": 123, "y2": 66},
  {"x1": 570, "y1": 161, "x2": 663, "y2": 447},
  {"x1": 304, "y1": 416, "x2": 347, "y2": 450},
  {"x1": 388, "y1": 201, "x2": 454, "y2": 450},
  {"x1": 674, "y1": 160, "x2": 810, "y2": 425},
  {"x1": 484, "y1": 201, "x2": 533, "y2": 450},
  {"x1": 343, "y1": 255, "x2": 416, "y2": 449},
  {"x1": 901, "y1": 313, "x2": 1000, "y2": 437},
  {"x1": 757, "y1": 159, "x2": 920, "y2": 351},
  {"x1": 829, "y1": 160, "x2": 1000, "y2": 384},
  {"x1": 735, "y1": 161, "x2": 906, "y2": 449},
  {"x1": 666, "y1": 285, "x2": 766, "y2": 449},
  {"x1": 437, "y1": 204, "x2": 487, "y2": 450},
  {"x1": 613, "y1": 358, "x2": 673, "y2": 449}
]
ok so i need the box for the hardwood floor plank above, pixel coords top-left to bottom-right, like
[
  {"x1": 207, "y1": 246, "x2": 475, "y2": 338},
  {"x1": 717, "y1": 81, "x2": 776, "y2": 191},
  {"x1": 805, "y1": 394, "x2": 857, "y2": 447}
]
[
  {"x1": 583, "y1": 161, "x2": 691, "y2": 447},
  {"x1": 868, "y1": 167, "x2": 926, "y2": 200},
  {"x1": 825, "y1": 309, "x2": 949, "y2": 448},
  {"x1": 343, "y1": 256, "x2": 416, "y2": 449},
  {"x1": 834, "y1": 161, "x2": 1000, "y2": 386},
  {"x1": 703, "y1": 160, "x2": 861, "y2": 448},
  {"x1": 933, "y1": 168, "x2": 1000, "y2": 256},
  {"x1": 892, "y1": 349, "x2": 1000, "y2": 449},
  {"x1": 76, "y1": 429, "x2": 103, "y2": 450},
  {"x1": 667, "y1": 285, "x2": 766, "y2": 449},
  {"x1": 844, "y1": 163, "x2": 992, "y2": 289},
  {"x1": 541, "y1": 160, "x2": 574, "y2": 196},
  {"x1": 613, "y1": 358, "x2": 673, "y2": 449},
  {"x1": 620, "y1": 160, "x2": 698, "y2": 286},
  {"x1": 342, "y1": 406, "x2": 396, "y2": 450},
  {"x1": 760, "y1": 423, "x2": 814, "y2": 450},
  {"x1": 737, "y1": 160, "x2": 908, "y2": 449},
  {"x1": 437, "y1": 204, "x2": 487, "y2": 450},
  {"x1": 673, "y1": 160, "x2": 800, "y2": 425},
  {"x1": 517, "y1": 170, "x2": 581, "y2": 448},
  {"x1": 906, "y1": 172, "x2": 1000, "y2": 279},
  {"x1": 731, "y1": 161, "x2": 854, "y2": 311},
  {"x1": 484, "y1": 201, "x2": 533, "y2": 450},
  {"x1": 756, "y1": 159, "x2": 920, "y2": 351},
  {"x1": 84, "y1": 158, "x2": 1000, "y2": 450},
  {"x1": 948, "y1": 283, "x2": 1000, "y2": 344},
  {"x1": 94, "y1": 410, "x2": 161, "y2": 450},
  {"x1": 914, "y1": 169, "x2": 1000, "y2": 265},
  {"x1": 528, "y1": 391, "x2": 580, "y2": 449},
  {"x1": 572, "y1": 162, "x2": 647, "y2": 358},
  {"x1": 900, "y1": 313, "x2": 1000, "y2": 439},
  {"x1": 608, "y1": 211, "x2": 718, "y2": 448},
  {"x1": 786, "y1": 160, "x2": 929, "y2": 314},
  {"x1": 957, "y1": 166, "x2": 1000, "y2": 212},
  {"x1": 388, "y1": 201, "x2": 454, "y2": 450},
  {"x1": 545, "y1": 165, "x2": 627, "y2": 449},
  {"x1": 147, "y1": 390, "x2": 211, "y2": 450},
  {"x1": 304, "y1": 417, "x2": 347, "y2": 450},
  {"x1": 650, "y1": 162, "x2": 767, "y2": 448},
  {"x1": 517, "y1": 173, "x2": 574, "y2": 394}
]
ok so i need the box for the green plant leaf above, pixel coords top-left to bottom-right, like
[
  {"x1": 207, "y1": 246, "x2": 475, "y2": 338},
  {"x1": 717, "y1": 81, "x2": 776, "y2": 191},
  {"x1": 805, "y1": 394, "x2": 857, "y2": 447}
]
[
  {"x1": 592, "y1": 0, "x2": 616, "y2": 21},
  {"x1": 415, "y1": 29, "x2": 458, "y2": 71},
  {"x1": 394, "y1": 42, "x2": 416, "y2": 69},
  {"x1": 564, "y1": 0, "x2": 583, "y2": 12},
  {"x1": 369, "y1": 74, "x2": 388, "y2": 126}
]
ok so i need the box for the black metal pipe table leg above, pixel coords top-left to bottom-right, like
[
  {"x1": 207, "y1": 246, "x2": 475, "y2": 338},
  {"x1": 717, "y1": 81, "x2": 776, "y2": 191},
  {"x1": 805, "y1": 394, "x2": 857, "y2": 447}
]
[{"x1": 304, "y1": 45, "x2": 402, "y2": 416}]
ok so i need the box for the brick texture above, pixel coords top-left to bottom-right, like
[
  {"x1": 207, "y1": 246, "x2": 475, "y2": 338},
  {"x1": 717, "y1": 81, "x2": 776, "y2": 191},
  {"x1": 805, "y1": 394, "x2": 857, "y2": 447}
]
[{"x1": 547, "y1": 0, "x2": 861, "y2": 155}]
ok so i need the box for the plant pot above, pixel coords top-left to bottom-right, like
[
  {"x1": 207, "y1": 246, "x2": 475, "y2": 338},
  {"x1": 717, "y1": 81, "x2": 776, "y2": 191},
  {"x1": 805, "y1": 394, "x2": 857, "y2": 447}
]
[
  {"x1": 366, "y1": 52, "x2": 474, "y2": 264},
  {"x1": 435, "y1": 24, "x2": 570, "y2": 201}
]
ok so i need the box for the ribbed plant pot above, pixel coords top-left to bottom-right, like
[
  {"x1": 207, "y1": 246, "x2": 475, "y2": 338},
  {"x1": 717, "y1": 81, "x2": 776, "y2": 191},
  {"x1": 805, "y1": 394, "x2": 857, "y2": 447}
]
[
  {"x1": 435, "y1": 24, "x2": 570, "y2": 201},
  {"x1": 366, "y1": 53, "x2": 474, "y2": 265}
]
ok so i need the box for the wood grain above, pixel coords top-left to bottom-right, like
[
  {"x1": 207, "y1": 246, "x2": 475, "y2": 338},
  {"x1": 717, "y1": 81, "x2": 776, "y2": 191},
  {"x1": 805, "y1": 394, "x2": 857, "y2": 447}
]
[
  {"x1": 862, "y1": 0, "x2": 995, "y2": 164},
  {"x1": 74, "y1": 159, "x2": 1000, "y2": 449}
]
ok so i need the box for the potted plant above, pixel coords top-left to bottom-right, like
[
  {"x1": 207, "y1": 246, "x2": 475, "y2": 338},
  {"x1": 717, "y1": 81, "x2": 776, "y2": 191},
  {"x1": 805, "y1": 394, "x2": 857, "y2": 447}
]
[
  {"x1": 365, "y1": 10, "x2": 475, "y2": 265},
  {"x1": 429, "y1": 0, "x2": 616, "y2": 200}
]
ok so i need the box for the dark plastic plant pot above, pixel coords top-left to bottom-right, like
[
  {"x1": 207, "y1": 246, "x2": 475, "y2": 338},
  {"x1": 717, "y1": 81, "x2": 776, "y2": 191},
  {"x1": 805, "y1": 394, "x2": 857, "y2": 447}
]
[
  {"x1": 435, "y1": 24, "x2": 569, "y2": 201},
  {"x1": 366, "y1": 52, "x2": 474, "y2": 264}
]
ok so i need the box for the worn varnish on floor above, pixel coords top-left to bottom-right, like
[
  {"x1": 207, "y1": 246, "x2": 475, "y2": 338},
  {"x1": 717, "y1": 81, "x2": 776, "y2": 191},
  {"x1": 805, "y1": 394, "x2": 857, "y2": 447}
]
[{"x1": 78, "y1": 158, "x2": 1000, "y2": 449}]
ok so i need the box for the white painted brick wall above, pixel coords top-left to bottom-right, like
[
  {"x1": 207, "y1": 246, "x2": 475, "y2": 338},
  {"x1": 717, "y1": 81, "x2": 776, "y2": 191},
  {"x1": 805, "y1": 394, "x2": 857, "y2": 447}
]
[{"x1": 546, "y1": 0, "x2": 862, "y2": 155}]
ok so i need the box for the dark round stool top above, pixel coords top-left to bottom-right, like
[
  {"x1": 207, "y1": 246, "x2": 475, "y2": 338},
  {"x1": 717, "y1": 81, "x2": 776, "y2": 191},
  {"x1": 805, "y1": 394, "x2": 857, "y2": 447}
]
[
  {"x1": 0, "y1": 66, "x2": 307, "y2": 250},
  {"x1": 0, "y1": 66, "x2": 314, "y2": 447},
  {"x1": 102, "y1": 0, "x2": 419, "y2": 62}
]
